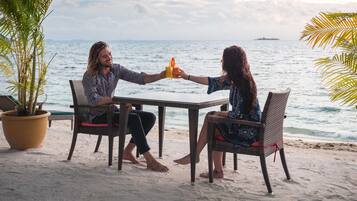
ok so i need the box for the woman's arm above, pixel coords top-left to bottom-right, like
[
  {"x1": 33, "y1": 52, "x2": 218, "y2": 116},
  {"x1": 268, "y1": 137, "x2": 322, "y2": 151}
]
[{"x1": 179, "y1": 68, "x2": 208, "y2": 85}]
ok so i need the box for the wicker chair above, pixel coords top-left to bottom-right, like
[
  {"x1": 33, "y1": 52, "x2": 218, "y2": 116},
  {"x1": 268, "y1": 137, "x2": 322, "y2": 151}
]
[
  {"x1": 68, "y1": 80, "x2": 131, "y2": 167},
  {"x1": 206, "y1": 89, "x2": 291, "y2": 193}
]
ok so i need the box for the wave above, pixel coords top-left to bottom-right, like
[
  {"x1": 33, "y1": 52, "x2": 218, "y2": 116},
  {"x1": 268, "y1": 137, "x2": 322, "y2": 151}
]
[
  {"x1": 284, "y1": 127, "x2": 357, "y2": 142},
  {"x1": 315, "y1": 106, "x2": 341, "y2": 113}
]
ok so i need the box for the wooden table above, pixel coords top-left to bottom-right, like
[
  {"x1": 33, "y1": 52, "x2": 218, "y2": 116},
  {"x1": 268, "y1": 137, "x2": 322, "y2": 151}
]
[{"x1": 113, "y1": 92, "x2": 228, "y2": 183}]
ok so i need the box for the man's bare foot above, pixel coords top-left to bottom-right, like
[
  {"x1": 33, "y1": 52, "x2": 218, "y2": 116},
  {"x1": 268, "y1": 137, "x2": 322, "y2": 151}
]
[
  {"x1": 123, "y1": 152, "x2": 140, "y2": 164},
  {"x1": 199, "y1": 170, "x2": 224, "y2": 179},
  {"x1": 147, "y1": 160, "x2": 169, "y2": 172},
  {"x1": 173, "y1": 154, "x2": 199, "y2": 165}
]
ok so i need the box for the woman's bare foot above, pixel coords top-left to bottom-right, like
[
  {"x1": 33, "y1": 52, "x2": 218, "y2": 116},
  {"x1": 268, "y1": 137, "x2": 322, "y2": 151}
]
[
  {"x1": 147, "y1": 160, "x2": 169, "y2": 172},
  {"x1": 173, "y1": 154, "x2": 199, "y2": 165},
  {"x1": 123, "y1": 151, "x2": 140, "y2": 164},
  {"x1": 199, "y1": 170, "x2": 224, "y2": 179}
]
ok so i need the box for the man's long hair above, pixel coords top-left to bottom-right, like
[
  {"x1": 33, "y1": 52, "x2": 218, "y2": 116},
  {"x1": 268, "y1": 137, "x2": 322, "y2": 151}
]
[
  {"x1": 222, "y1": 45, "x2": 257, "y2": 113},
  {"x1": 86, "y1": 41, "x2": 108, "y2": 76}
]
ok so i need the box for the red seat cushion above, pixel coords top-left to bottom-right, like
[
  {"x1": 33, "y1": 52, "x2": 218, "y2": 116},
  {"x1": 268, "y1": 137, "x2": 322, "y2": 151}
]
[
  {"x1": 250, "y1": 141, "x2": 261, "y2": 147},
  {"x1": 215, "y1": 133, "x2": 261, "y2": 148},
  {"x1": 215, "y1": 134, "x2": 225, "y2": 141}
]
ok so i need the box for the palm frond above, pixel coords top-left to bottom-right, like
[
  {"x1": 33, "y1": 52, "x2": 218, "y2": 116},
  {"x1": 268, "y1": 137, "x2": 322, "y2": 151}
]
[
  {"x1": 300, "y1": 12, "x2": 357, "y2": 48},
  {"x1": 330, "y1": 77, "x2": 357, "y2": 105},
  {"x1": 337, "y1": 33, "x2": 357, "y2": 55},
  {"x1": 315, "y1": 53, "x2": 357, "y2": 106},
  {"x1": 0, "y1": 56, "x2": 13, "y2": 76},
  {"x1": 328, "y1": 12, "x2": 357, "y2": 19}
]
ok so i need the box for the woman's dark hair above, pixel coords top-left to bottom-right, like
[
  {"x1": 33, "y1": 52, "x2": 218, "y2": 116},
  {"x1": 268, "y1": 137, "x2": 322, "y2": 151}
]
[
  {"x1": 222, "y1": 45, "x2": 257, "y2": 113},
  {"x1": 87, "y1": 41, "x2": 108, "y2": 76}
]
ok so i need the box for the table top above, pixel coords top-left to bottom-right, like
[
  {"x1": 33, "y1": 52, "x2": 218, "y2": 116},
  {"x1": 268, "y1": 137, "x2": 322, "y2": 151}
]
[{"x1": 113, "y1": 92, "x2": 229, "y2": 109}]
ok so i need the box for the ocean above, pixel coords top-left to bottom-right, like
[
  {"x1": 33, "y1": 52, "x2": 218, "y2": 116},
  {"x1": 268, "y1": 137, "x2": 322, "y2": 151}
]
[{"x1": 0, "y1": 40, "x2": 356, "y2": 142}]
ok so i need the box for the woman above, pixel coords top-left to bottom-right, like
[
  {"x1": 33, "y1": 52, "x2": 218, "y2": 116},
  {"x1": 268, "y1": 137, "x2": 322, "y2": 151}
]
[
  {"x1": 174, "y1": 45, "x2": 261, "y2": 178},
  {"x1": 82, "y1": 41, "x2": 169, "y2": 172}
]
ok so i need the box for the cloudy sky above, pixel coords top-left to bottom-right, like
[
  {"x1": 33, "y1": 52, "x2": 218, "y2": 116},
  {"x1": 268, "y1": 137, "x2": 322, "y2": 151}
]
[{"x1": 43, "y1": 0, "x2": 357, "y2": 40}]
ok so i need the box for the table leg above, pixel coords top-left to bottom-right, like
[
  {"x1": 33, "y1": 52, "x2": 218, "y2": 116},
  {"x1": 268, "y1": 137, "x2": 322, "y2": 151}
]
[
  {"x1": 188, "y1": 109, "x2": 199, "y2": 184},
  {"x1": 158, "y1": 106, "x2": 166, "y2": 158},
  {"x1": 118, "y1": 103, "x2": 130, "y2": 170}
]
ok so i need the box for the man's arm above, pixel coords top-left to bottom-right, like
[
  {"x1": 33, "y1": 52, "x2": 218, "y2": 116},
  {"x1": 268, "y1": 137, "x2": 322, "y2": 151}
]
[{"x1": 143, "y1": 70, "x2": 166, "y2": 84}]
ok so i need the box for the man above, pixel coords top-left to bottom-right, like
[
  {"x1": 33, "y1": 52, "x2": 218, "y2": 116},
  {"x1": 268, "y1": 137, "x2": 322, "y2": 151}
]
[{"x1": 82, "y1": 41, "x2": 168, "y2": 172}]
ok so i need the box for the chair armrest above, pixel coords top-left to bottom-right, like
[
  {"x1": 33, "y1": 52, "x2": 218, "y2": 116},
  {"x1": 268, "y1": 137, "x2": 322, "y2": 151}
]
[
  {"x1": 71, "y1": 104, "x2": 115, "y2": 124},
  {"x1": 70, "y1": 104, "x2": 116, "y2": 114},
  {"x1": 207, "y1": 114, "x2": 263, "y2": 128},
  {"x1": 75, "y1": 104, "x2": 115, "y2": 109}
]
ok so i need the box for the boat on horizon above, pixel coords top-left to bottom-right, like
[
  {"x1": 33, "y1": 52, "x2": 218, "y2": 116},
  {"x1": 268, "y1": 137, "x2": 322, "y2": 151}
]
[{"x1": 255, "y1": 37, "x2": 279, "y2": 40}]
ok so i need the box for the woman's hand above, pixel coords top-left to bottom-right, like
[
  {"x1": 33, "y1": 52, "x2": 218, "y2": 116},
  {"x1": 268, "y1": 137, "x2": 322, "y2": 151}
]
[
  {"x1": 207, "y1": 111, "x2": 228, "y2": 117},
  {"x1": 213, "y1": 111, "x2": 228, "y2": 117},
  {"x1": 176, "y1": 67, "x2": 189, "y2": 80}
]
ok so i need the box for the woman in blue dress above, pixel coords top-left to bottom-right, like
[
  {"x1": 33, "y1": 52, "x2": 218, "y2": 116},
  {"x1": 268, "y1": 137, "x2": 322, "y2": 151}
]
[{"x1": 174, "y1": 45, "x2": 261, "y2": 179}]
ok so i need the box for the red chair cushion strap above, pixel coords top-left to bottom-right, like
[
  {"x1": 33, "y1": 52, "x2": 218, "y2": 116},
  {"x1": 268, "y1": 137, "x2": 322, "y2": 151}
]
[
  {"x1": 81, "y1": 122, "x2": 109, "y2": 127},
  {"x1": 80, "y1": 122, "x2": 120, "y2": 127},
  {"x1": 251, "y1": 141, "x2": 281, "y2": 162}
]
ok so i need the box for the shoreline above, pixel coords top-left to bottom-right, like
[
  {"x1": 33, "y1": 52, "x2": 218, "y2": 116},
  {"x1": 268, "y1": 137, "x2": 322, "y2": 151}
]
[
  {"x1": 283, "y1": 138, "x2": 357, "y2": 152},
  {"x1": 163, "y1": 127, "x2": 357, "y2": 152}
]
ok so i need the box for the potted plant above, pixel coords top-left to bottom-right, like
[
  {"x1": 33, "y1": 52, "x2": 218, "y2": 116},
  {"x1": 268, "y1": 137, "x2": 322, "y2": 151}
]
[{"x1": 0, "y1": 0, "x2": 54, "y2": 150}]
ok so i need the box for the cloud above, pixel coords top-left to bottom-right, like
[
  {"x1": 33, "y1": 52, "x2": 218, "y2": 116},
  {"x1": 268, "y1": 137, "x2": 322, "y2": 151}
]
[
  {"x1": 134, "y1": 4, "x2": 149, "y2": 14},
  {"x1": 44, "y1": 0, "x2": 357, "y2": 40}
]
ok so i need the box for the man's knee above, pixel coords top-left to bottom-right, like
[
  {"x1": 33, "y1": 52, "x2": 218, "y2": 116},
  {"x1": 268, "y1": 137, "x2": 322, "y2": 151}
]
[
  {"x1": 128, "y1": 113, "x2": 141, "y2": 125},
  {"x1": 141, "y1": 111, "x2": 156, "y2": 123},
  {"x1": 149, "y1": 112, "x2": 156, "y2": 123}
]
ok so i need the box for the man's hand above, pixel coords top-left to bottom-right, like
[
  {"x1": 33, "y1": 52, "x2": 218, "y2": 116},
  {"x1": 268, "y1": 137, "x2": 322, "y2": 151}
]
[
  {"x1": 160, "y1": 70, "x2": 166, "y2": 79},
  {"x1": 97, "y1": 96, "x2": 113, "y2": 105},
  {"x1": 122, "y1": 103, "x2": 132, "y2": 112}
]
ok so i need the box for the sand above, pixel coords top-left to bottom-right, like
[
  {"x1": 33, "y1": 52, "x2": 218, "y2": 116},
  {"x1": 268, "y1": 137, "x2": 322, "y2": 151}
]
[{"x1": 0, "y1": 121, "x2": 356, "y2": 201}]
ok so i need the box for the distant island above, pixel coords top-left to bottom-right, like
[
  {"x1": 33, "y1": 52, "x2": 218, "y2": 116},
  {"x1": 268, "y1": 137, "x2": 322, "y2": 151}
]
[{"x1": 255, "y1": 37, "x2": 279, "y2": 40}]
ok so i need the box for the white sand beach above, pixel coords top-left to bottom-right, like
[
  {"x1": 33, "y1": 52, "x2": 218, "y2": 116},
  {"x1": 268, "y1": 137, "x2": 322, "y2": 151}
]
[{"x1": 0, "y1": 121, "x2": 356, "y2": 201}]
